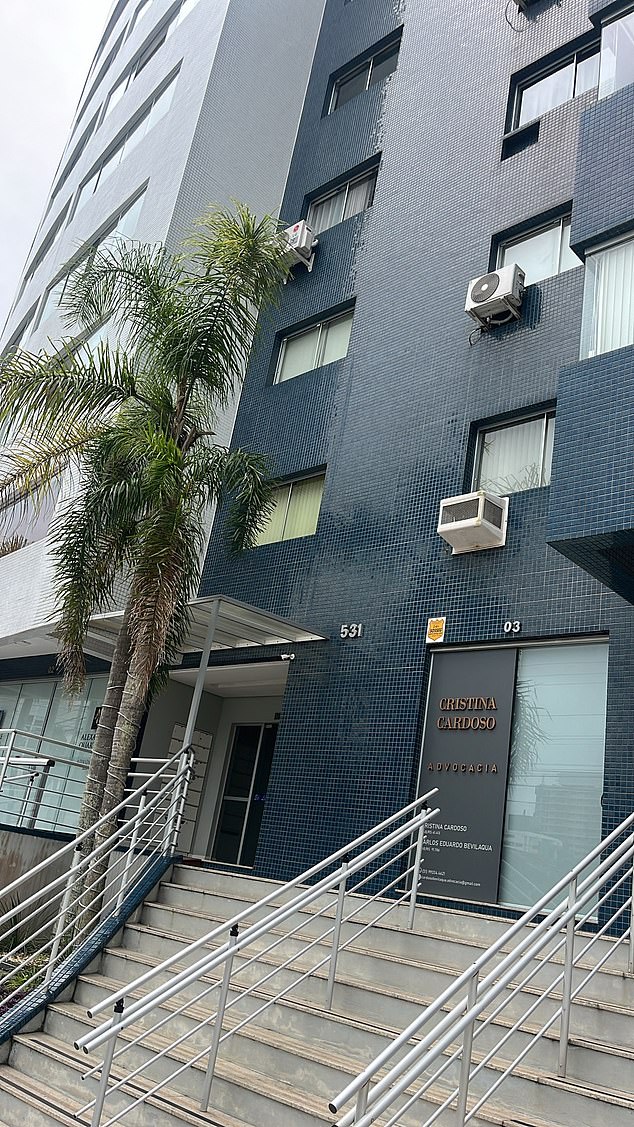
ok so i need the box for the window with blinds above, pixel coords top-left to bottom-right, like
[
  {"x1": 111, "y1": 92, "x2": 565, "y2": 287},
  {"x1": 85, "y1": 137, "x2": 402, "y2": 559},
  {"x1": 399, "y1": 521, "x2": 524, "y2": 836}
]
[
  {"x1": 307, "y1": 169, "x2": 377, "y2": 235},
  {"x1": 581, "y1": 236, "x2": 634, "y2": 359},
  {"x1": 254, "y1": 475, "x2": 325, "y2": 546},
  {"x1": 276, "y1": 311, "x2": 353, "y2": 382},
  {"x1": 474, "y1": 412, "x2": 555, "y2": 495}
]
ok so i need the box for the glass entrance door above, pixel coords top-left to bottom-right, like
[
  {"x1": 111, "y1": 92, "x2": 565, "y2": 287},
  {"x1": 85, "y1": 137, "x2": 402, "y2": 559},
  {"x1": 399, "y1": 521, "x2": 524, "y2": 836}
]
[{"x1": 212, "y1": 723, "x2": 277, "y2": 867}]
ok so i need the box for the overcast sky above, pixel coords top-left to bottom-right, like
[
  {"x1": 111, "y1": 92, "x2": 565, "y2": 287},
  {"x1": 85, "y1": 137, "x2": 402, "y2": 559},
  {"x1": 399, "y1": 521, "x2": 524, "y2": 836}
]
[{"x1": 0, "y1": 0, "x2": 112, "y2": 331}]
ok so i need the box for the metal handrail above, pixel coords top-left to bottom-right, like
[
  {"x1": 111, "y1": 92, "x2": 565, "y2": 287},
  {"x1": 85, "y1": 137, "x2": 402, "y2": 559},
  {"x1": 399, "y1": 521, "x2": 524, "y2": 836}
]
[
  {"x1": 0, "y1": 742, "x2": 195, "y2": 1034},
  {"x1": 330, "y1": 809, "x2": 634, "y2": 1127},
  {"x1": 73, "y1": 788, "x2": 441, "y2": 1126}
]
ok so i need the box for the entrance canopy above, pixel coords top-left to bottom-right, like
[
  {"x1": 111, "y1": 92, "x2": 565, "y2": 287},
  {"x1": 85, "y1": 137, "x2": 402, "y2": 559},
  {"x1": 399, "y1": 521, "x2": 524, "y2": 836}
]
[
  {"x1": 86, "y1": 595, "x2": 326, "y2": 658},
  {"x1": 86, "y1": 595, "x2": 327, "y2": 746}
]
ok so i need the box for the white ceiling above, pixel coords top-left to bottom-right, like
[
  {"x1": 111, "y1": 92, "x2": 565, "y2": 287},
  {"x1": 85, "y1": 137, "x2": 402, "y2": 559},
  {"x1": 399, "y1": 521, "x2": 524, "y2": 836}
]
[{"x1": 170, "y1": 660, "x2": 290, "y2": 698}]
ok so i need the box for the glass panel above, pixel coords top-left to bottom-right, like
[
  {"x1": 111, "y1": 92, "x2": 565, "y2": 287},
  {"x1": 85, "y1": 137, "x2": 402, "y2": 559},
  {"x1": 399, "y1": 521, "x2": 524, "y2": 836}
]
[
  {"x1": 308, "y1": 189, "x2": 346, "y2": 235},
  {"x1": 223, "y1": 725, "x2": 261, "y2": 798},
  {"x1": 254, "y1": 485, "x2": 291, "y2": 546},
  {"x1": 283, "y1": 476, "x2": 324, "y2": 540},
  {"x1": 369, "y1": 45, "x2": 399, "y2": 87},
  {"x1": 104, "y1": 75, "x2": 127, "y2": 119},
  {"x1": 75, "y1": 169, "x2": 100, "y2": 213},
  {"x1": 501, "y1": 224, "x2": 560, "y2": 286},
  {"x1": 518, "y1": 62, "x2": 575, "y2": 126},
  {"x1": 581, "y1": 238, "x2": 634, "y2": 358},
  {"x1": 277, "y1": 325, "x2": 320, "y2": 381},
  {"x1": 121, "y1": 110, "x2": 150, "y2": 160},
  {"x1": 477, "y1": 417, "x2": 545, "y2": 494},
  {"x1": 98, "y1": 143, "x2": 124, "y2": 187},
  {"x1": 107, "y1": 192, "x2": 146, "y2": 245},
  {"x1": 542, "y1": 415, "x2": 555, "y2": 486},
  {"x1": 36, "y1": 276, "x2": 66, "y2": 328},
  {"x1": 332, "y1": 64, "x2": 370, "y2": 111},
  {"x1": 135, "y1": 31, "x2": 165, "y2": 75},
  {"x1": 558, "y1": 219, "x2": 582, "y2": 274},
  {"x1": 599, "y1": 12, "x2": 634, "y2": 100},
  {"x1": 214, "y1": 799, "x2": 246, "y2": 864},
  {"x1": 240, "y1": 724, "x2": 277, "y2": 867},
  {"x1": 320, "y1": 312, "x2": 353, "y2": 365},
  {"x1": 343, "y1": 172, "x2": 376, "y2": 220},
  {"x1": 499, "y1": 644, "x2": 607, "y2": 909},
  {"x1": 147, "y1": 77, "x2": 177, "y2": 130},
  {"x1": 575, "y1": 51, "x2": 599, "y2": 96}
]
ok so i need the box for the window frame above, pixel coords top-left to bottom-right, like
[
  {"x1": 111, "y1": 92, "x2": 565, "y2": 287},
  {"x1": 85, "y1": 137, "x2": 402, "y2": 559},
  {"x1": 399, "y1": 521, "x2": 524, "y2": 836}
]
[
  {"x1": 307, "y1": 167, "x2": 378, "y2": 234},
  {"x1": 473, "y1": 410, "x2": 556, "y2": 496},
  {"x1": 275, "y1": 309, "x2": 354, "y2": 383},
  {"x1": 74, "y1": 71, "x2": 179, "y2": 218},
  {"x1": 328, "y1": 35, "x2": 401, "y2": 114},
  {"x1": 496, "y1": 213, "x2": 580, "y2": 287},
  {"x1": 33, "y1": 189, "x2": 147, "y2": 334},
  {"x1": 512, "y1": 41, "x2": 600, "y2": 130},
  {"x1": 254, "y1": 473, "x2": 326, "y2": 547}
]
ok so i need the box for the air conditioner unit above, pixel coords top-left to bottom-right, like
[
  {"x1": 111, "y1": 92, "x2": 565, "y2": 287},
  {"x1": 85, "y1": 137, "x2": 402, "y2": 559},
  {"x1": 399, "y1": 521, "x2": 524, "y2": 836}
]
[
  {"x1": 283, "y1": 221, "x2": 317, "y2": 272},
  {"x1": 465, "y1": 263, "x2": 525, "y2": 326},
  {"x1": 437, "y1": 491, "x2": 509, "y2": 554}
]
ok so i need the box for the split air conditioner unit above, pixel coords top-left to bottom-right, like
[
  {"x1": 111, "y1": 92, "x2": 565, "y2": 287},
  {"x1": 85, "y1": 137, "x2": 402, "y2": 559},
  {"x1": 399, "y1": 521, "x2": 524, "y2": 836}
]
[
  {"x1": 283, "y1": 221, "x2": 317, "y2": 272},
  {"x1": 437, "y1": 491, "x2": 509, "y2": 554},
  {"x1": 465, "y1": 263, "x2": 525, "y2": 327}
]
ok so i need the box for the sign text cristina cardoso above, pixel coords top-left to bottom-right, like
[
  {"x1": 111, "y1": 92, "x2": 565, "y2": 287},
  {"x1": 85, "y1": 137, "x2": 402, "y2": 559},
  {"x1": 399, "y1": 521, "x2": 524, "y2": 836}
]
[
  {"x1": 437, "y1": 696, "x2": 497, "y2": 730},
  {"x1": 418, "y1": 649, "x2": 517, "y2": 903}
]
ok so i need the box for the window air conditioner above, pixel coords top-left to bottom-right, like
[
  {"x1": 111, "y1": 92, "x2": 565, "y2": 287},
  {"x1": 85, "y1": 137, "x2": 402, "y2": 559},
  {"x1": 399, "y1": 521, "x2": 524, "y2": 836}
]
[
  {"x1": 283, "y1": 221, "x2": 317, "y2": 272},
  {"x1": 437, "y1": 491, "x2": 509, "y2": 554},
  {"x1": 465, "y1": 263, "x2": 525, "y2": 327}
]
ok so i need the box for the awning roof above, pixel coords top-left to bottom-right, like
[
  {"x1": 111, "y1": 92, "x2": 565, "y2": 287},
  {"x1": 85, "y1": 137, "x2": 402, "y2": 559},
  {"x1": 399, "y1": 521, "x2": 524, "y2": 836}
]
[{"x1": 85, "y1": 594, "x2": 326, "y2": 659}]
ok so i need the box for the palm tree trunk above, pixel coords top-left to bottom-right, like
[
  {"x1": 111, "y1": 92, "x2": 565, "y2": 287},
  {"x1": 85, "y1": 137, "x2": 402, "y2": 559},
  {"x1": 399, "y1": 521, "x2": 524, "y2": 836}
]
[
  {"x1": 71, "y1": 609, "x2": 132, "y2": 942},
  {"x1": 79, "y1": 637, "x2": 153, "y2": 931}
]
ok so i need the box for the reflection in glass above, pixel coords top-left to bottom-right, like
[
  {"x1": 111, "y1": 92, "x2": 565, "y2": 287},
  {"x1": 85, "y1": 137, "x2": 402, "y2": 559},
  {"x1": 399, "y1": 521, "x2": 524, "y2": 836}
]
[
  {"x1": 599, "y1": 11, "x2": 634, "y2": 100},
  {"x1": 499, "y1": 645, "x2": 607, "y2": 909}
]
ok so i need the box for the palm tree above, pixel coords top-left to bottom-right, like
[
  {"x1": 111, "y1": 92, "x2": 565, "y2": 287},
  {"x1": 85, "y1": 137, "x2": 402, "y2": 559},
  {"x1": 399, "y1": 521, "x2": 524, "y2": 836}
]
[{"x1": 0, "y1": 205, "x2": 291, "y2": 910}]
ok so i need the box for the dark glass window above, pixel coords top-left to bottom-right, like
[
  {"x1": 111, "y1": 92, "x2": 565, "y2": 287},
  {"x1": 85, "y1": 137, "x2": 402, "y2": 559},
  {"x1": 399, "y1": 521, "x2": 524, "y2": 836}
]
[{"x1": 330, "y1": 40, "x2": 400, "y2": 112}]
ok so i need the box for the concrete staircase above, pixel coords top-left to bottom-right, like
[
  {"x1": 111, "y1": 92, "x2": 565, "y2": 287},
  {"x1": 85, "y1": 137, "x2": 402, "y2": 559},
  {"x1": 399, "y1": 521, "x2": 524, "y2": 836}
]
[{"x1": 1, "y1": 864, "x2": 634, "y2": 1127}]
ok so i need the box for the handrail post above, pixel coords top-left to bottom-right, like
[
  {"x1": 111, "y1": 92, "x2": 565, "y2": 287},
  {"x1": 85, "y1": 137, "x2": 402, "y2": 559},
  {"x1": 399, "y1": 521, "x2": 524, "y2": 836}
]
[
  {"x1": 355, "y1": 1079, "x2": 370, "y2": 1118},
  {"x1": 200, "y1": 924, "x2": 239, "y2": 1112},
  {"x1": 408, "y1": 806, "x2": 428, "y2": 930},
  {"x1": 326, "y1": 857, "x2": 349, "y2": 1010},
  {"x1": 558, "y1": 875, "x2": 578, "y2": 1078},
  {"x1": 0, "y1": 729, "x2": 15, "y2": 792},
  {"x1": 455, "y1": 968, "x2": 479, "y2": 1125},
  {"x1": 114, "y1": 794, "x2": 146, "y2": 914},
  {"x1": 629, "y1": 855, "x2": 634, "y2": 975},
  {"x1": 44, "y1": 845, "x2": 82, "y2": 988},
  {"x1": 91, "y1": 998, "x2": 125, "y2": 1127},
  {"x1": 169, "y1": 748, "x2": 194, "y2": 853}
]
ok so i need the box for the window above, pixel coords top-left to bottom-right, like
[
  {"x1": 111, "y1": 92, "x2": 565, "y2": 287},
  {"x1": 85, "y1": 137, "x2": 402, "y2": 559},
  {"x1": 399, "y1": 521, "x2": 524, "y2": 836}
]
[
  {"x1": 599, "y1": 10, "x2": 634, "y2": 100},
  {"x1": 498, "y1": 216, "x2": 580, "y2": 287},
  {"x1": 499, "y1": 643, "x2": 607, "y2": 907},
  {"x1": 580, "y1": 234, "x2": 634, "y2": 359},
  {"x1": 515, "y1": 46, "x2": 599, "y2": 127},
  {"x1": 33, "y1": 191, "x2": 146, "y2": 333},
  {"x1": 255, "y1": 475, "x2": 325, "y2": 546},
  {"x1": 128, "y1": 0, "x2": 152, "y2": 36},
  {"x1": 276, "y1": 311, "x2": 353, "y2": 382},
  {"x1": 474, "y1": 412, "x2": 555, "y2": 495},
  {"x1": 330, "y1": 39, "x2": 400, "y2": 112},
  {"x1": 102, "y1": 0, "x2": 198, "y2": 120},
  {"x1": 307, "y1": 169, "x2": 377, "y2": 235},
  {"x1": 76, "y1": 75, "x2": 177, "y2": 214}
]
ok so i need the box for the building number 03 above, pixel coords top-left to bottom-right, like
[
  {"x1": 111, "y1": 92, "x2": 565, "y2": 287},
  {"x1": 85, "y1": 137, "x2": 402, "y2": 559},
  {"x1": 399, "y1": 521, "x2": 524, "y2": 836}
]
[
  {"x1": 340, "y1": 623, "x2": 363, "y2": 639},
  {"x1": 503, "y1": 620, "x2": 521, "y2": 634}
]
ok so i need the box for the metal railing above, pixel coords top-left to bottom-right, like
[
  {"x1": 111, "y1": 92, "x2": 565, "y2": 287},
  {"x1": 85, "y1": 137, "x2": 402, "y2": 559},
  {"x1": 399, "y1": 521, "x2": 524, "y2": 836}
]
[
  {"x1": 0, "y1": 727, "x2": 92, "y2": 833},
  {"x1": 74, "y1": 788, "x2": 441, "y2": 1126},
  {"x1": 330, "y1": 810, "x2": 634, "y2": 1127},
  {"x1": 0, "y1": 743, "x2": 195, "y2": 1033}
]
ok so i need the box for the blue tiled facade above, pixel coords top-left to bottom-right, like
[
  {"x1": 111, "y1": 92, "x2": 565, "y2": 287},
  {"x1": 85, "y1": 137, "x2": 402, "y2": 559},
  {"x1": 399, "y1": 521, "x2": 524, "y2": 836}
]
[{"x1": 201, "y1": 0, "x2": 634, "y2": 898}]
